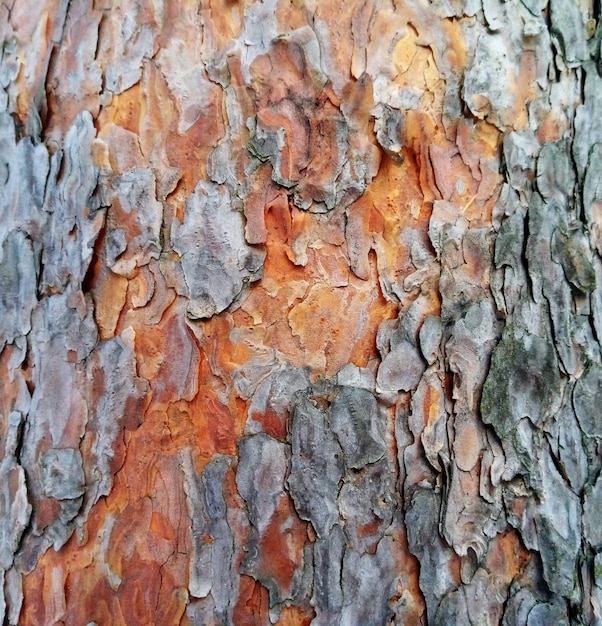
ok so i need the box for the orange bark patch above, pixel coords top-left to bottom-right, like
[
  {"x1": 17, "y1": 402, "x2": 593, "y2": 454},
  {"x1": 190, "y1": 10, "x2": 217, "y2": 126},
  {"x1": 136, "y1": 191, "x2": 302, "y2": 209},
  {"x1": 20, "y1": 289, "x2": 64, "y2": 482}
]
[
  {"x1": 486, "y1": 529, "x2": 531, "y2": 583},
  {"x1": 165, "y1": 96, "x2": 225, "y2": 186},
  {"x1": 133, "y1": 299, "x2": 200, "y2": 407},
  {"x1": 387, "y1": 526, "x2": 427, "y2": 623},
  {"x1": 35, "y1": 497, "x2": 61, "y2": 532},
  {"x1": 232, "y1": 575, "x2": 271, "y2": 626},
  {"x1": 111, "y1": 81, "x2": 144, "y2": 136},
  {"x1": 277, "y1": 605, "x2": 316, "y2": 626},
  {"x1": 256, "y1": 495, "x2": 307, "y2": 597},
  {"x1": 0, "y1": 345, "x2": 29, "y2": 443}
]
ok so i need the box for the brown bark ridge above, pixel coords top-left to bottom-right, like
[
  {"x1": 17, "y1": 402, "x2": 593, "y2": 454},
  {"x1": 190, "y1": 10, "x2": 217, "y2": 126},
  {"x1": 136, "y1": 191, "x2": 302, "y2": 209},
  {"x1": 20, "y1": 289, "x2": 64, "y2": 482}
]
[{"x1": 1, "y1": 0, "x2": 601, "y2": 623}]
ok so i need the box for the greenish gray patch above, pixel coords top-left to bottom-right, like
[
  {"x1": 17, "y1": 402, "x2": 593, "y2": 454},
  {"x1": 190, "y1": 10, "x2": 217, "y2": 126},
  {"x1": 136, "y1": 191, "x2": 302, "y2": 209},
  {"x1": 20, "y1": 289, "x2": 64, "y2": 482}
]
[
  {"x1": 494, "y1": 210, "x2": 524, "y2": 269},
  {"x1": 573, "y1": 364, "x2": 602, "y2": 438},
  {"x1": 481, "y1": 325, "x2": 561, "y2": 437},
  {"x1": 594, "y1": 553, "x2": 602, "y2": 582},
  {"x1": 550, "y1": 0, "x2": 588, "y2": 64},
  {"x1": 552, "y1": 226, "x2": 596, "y2": 293},
  {"x1": 583, "y1": 474, "x2": 602, "y2": 549}
]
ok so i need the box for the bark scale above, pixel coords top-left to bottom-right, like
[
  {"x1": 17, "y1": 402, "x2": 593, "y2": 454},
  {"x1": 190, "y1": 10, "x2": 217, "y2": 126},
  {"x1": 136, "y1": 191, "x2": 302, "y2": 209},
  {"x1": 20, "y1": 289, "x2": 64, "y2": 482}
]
[{"x1": 1, "y1": 0, "x2": 602, "y2": 624}]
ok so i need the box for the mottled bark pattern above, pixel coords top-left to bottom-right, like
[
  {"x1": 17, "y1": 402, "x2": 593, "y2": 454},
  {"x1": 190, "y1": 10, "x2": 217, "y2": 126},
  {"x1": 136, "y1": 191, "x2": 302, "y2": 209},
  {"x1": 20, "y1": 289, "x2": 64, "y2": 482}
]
[{"x1": 1, "y1": 0, "x2": 601, "y2": 623}]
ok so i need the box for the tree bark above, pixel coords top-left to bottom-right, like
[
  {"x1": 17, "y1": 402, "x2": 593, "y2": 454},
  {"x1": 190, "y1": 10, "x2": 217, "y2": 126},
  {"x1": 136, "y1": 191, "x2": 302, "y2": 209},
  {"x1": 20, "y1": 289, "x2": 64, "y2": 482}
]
[{"x1": 1, "y1": 0, "x2": 602, "y2": 624}]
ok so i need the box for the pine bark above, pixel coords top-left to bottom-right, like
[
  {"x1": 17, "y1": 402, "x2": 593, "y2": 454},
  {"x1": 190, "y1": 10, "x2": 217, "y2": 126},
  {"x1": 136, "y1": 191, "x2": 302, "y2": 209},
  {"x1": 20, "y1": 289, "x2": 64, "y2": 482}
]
[{"x1": 1, "y1": 0, "x2": 602, "y2": 624}]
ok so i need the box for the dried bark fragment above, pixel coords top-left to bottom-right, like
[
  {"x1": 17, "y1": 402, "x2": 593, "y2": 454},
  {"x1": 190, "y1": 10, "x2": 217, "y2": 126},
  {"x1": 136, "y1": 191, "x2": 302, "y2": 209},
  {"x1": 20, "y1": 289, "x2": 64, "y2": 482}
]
[
  {"x1": 462, "y1": 30, "x2": 518, "y2": 129},
  {"x1": 40, "y1": 111, "x2": 104, "y2": 294},
  {"x1": 377, "y1": 297, "x2": 429, "y2": 393},
  {"x1": 105, "y1": 167, "x2": 162, "y2": 275},
  {"x1": 287, "y1": 388, "x2": 344, "y2": 538},
  {"x1": 182, "y1": 451, "x2": 237, "y2": 621},
  {"x1": 405, "y1": 488, "x2": 457, "y2": 621},
  {"x1": 0, "y1": 231, "x2": 37, "y2": 348},
  {"x1": 236, "y1": 434, "x2": 289, "y2": 534},
  {"x1": 83, "y1": 329, "x2": 149, "y2": 510},
  {"x1": 245, "y1": 365, "x2": 311, "y2": 439},
  {"x1": 171, "y1": 181, "x2": 265, "y2": 320},
  {"x1": 329, "y1": 386, "x2": 386, "y2": 468},
  {"x1": 340, "y1": 536, "x2": 398, "y2": 626},
  {"x1": 311, "y1": 524, "x2": 345, "y2": 625},
  {"x1": 338, "y1": 459, "x2": 394, "y2": 553},
  {"x1": 38, "y1": 448, "x2": 84, "y2": 500},
  {"x1": 0, "y1": 413, "x2": 31, "y2": 571}
]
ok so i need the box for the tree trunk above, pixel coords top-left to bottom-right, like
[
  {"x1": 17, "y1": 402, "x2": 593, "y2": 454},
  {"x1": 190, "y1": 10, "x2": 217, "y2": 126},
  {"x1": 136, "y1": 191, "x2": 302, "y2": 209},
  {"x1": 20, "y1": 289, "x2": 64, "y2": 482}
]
[{"x1": 1, "y1": 0, "x2": 602, "y2": 624}]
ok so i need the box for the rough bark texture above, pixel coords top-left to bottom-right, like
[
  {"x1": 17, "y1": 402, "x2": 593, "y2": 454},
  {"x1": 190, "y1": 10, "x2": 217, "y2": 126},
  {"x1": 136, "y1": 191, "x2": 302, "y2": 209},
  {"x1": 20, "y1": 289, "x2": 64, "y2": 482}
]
[{"x1": 1, "y1": 0, "x2": 602, "y2": 624}]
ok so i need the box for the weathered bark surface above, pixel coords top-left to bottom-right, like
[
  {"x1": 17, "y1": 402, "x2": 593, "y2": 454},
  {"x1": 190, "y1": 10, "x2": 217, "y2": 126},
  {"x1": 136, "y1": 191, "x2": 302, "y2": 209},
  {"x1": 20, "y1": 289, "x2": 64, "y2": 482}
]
[{"x1": 1, "y1": 0, "x2": 602, "y2": 623}]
